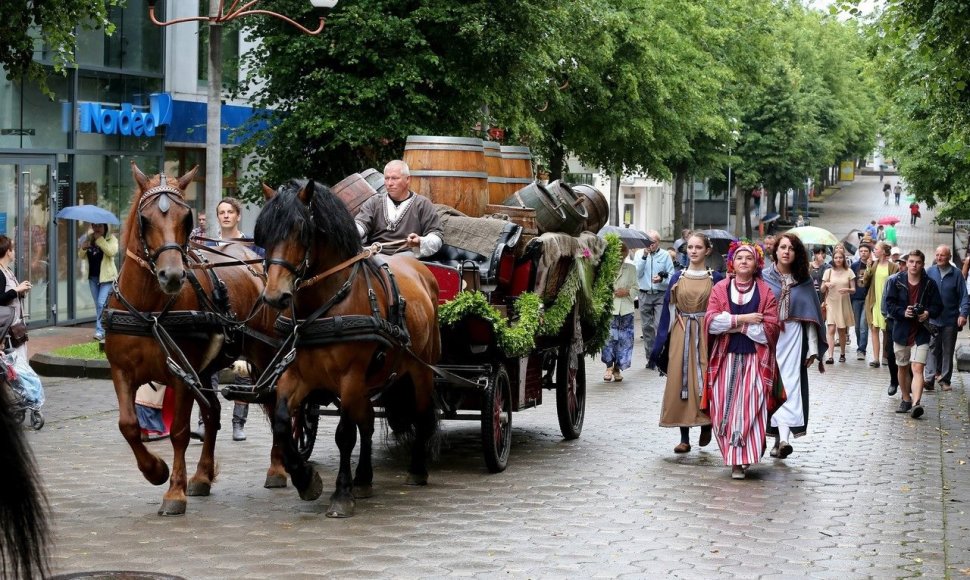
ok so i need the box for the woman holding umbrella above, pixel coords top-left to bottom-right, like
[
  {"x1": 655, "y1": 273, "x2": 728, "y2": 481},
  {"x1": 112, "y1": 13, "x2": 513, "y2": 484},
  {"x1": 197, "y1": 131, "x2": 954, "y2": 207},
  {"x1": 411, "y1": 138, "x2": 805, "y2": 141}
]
[
  {"x1": 78, "y1": 223, "x2": 118, "y2": 341},
  {"x1": 651, "y1": 233, "x2": 723, "y2": 453}
]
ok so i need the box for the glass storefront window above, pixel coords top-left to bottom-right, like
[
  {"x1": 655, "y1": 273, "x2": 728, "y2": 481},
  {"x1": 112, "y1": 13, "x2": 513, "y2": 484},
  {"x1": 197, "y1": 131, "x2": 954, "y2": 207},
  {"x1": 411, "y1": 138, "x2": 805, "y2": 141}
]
[
  {"x1": 0, "y1": 72, "x2": 70, "y2": 150},
  {"x1": 76, "y1": 0, "x2": 163, "y2": 74}
]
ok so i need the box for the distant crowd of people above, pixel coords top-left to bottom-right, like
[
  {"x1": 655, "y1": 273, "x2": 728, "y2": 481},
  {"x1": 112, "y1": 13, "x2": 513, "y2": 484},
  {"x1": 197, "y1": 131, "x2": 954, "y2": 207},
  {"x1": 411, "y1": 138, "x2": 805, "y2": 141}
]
[{"x1": 606, "y1": 221, "x2": 967, "y2": 480}]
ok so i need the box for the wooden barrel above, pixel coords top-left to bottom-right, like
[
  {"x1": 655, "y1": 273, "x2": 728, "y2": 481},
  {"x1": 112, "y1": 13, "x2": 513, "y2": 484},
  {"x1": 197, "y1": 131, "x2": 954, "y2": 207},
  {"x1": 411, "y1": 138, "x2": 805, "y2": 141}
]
[
  {"x1": 503, "y1": 182, "x2": 584, "y2": 236},
  {"x1": 485, "y1": 203, "x2": 538, "y2": 235},
  {"x1": 360, "y1": 167, "x2": 387, "y2": 195},
  {"x1": 547, "y1": 180, "x2": 589, "y2": 233},
  {"x1": 500, "y1": 146, "x2": 534, "y2": 200},
  {"x1": 403, "y1": 136, "x2": 488, "y2": 217},
  {"x1": 569, "y1": 183, "x2": 609, "y2": 233},
  {"x1": 483, "y1": 141, "x2": 506, "y2": 206},
  {"x1": 331, "y1": 172, "x2": 378, "y2": 216}
]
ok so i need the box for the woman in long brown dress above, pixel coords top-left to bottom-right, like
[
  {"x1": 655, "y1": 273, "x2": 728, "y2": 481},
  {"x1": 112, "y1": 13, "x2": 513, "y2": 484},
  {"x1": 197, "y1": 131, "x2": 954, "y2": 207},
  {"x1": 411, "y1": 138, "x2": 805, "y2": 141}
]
[
  {"x1": 821, "y1": 247, "x2": 856, "y2": 363},
  {"x1": 650, "y1": 233, "x2": 723, "y2": 453}
]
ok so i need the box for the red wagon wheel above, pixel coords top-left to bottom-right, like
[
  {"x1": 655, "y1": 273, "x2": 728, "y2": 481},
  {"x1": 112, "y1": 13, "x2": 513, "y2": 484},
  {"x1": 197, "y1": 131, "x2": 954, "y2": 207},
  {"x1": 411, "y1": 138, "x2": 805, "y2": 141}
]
[
  {"x1": 481, "y1": 364, "x2": 512, "y2": 473},
  {"x1": 555, "y1": 344, "x2": 586, "y2": 440}
]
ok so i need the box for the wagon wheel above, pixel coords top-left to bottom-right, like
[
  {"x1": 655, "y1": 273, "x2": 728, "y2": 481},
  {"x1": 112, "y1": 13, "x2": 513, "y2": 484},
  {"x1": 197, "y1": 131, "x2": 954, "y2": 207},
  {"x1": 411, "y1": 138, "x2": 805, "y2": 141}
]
[
  {"x1": 292, "y1": 400, "x2": 320, "y2": 462},
  {"x1": 481, "y1": 364, "x2": 512, "y2": 473},
  {"x1": 29, "y1": 409, "x2": 44, "y2": 430},
  {"x1": 555, "y1": 346, "x2": 586, "y2": 440}
]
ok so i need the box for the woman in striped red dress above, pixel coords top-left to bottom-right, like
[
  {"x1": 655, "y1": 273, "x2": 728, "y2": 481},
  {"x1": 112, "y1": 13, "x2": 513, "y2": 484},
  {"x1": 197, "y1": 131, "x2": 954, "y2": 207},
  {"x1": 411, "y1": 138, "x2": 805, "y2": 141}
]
[{"x1": 703, "y1": 242, "x2": 780, "y2": 479}]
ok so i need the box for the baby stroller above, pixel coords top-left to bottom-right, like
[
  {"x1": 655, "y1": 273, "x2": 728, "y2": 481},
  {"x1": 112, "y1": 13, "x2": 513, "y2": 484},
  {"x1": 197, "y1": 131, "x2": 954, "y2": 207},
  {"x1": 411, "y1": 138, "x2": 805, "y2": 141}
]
[{"x1": 0, "y1": 305, "x2": 44, "y2": 430}]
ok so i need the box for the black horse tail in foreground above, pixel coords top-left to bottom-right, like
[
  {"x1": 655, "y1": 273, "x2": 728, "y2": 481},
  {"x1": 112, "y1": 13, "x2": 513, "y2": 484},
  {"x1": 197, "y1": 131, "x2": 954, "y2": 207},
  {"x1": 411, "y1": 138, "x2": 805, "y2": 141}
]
[{"x1": 0, "y1": 386, "x2": 51, "y2": 578}]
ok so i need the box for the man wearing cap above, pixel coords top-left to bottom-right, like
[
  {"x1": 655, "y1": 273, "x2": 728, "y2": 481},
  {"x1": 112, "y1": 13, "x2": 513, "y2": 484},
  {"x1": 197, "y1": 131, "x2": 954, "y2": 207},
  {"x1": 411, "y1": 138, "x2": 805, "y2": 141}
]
[
  {"x1": 891, "y1": 247, "x2": 903, "y2": 265},
  {"x1": 923, "y1": 245, "x2": 969, "y2": 391},
  {"x1": 636, "y1": 230, "x2": 675, "y2": 367},
  {"x1": 850, "y1": 243, "x2": 872, "y2": 360},
  {"x1": 885, "y1": 250, "x2": 943, "y2": 418}
]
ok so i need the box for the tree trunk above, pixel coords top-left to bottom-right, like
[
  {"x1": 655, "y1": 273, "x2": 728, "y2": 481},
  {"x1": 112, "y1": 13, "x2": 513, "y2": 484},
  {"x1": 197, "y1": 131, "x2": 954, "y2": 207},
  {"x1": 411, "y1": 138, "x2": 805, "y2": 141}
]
[
  {"x1": 743, "y1": 190, "x2": 753, "y2": 239},
  {"x1": 673, "y1": 170, "x2": 685, "y2": 236},
  {"x1": 733, "y1": 183, "x2": 744, "y2": 237},
  {"x1": 609, "y1": 171, "x2": 620, "y2": 226},
  {"x1": 547, "y1": 127, "x2": 566, "y2": 182}
]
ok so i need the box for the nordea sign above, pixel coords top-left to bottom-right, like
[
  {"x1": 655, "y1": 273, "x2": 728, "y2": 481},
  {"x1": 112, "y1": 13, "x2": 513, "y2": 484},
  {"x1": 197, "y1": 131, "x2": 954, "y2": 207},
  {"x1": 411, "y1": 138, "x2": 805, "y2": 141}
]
[{"x1": 78, "y1": 93, "x2": 173, "y2": 137}]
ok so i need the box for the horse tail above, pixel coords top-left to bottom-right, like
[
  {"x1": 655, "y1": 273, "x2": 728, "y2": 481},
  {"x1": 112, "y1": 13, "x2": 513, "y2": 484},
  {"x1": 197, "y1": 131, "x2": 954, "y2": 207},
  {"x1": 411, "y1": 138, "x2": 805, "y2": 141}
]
[
  {"x1": 380, "y1": 375, "x2": 440, "y2": 459},
  {"x1": 0, "y1": 384, "x2": 51, "y2": 579}
]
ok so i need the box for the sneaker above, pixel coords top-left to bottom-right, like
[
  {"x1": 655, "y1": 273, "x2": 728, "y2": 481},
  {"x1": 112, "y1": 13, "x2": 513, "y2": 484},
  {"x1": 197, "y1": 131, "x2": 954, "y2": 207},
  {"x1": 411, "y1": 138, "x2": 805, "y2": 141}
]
[
  {"x1": 93, "y1": 333, "x2": 104, "y2": 341},
  {"x1": 856, "y1": 351, "x2": 865, "y2": 361},
  {"x1": 896, "y1": 400, "x2": 913, "y2": 413},
  {"x1": 888, "y1": 383, "x2": 898, "y2": 396},
  {"x1": 911, "y1": 402, "x2": 924, "y2": 419},
  {"x1": 233, "y1": 423, "x2": 247, "y2": 441},
  {"x1": 189, "y1": 422, "x2": 205, "y2": 441}
]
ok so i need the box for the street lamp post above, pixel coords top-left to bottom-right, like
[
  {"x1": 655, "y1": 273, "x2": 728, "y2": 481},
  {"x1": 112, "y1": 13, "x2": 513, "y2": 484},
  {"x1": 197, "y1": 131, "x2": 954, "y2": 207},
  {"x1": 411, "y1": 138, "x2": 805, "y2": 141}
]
[{"x1": 146, "y1": 0, "x2": 337, "y2": 222}]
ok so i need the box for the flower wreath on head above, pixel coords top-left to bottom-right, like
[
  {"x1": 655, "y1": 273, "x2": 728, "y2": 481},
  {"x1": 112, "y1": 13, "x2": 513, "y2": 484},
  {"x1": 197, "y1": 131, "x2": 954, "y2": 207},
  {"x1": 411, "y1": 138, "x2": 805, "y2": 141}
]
[{"x1": 726, "y1": 239, "x2": 765, "y2": 274}]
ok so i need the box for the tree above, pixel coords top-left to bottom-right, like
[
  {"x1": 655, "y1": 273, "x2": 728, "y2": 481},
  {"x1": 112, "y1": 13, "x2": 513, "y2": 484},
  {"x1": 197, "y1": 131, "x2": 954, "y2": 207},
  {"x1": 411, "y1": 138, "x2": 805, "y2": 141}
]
[{"x1": 0, "y1": 1, "x2": 118, "y2": 96}]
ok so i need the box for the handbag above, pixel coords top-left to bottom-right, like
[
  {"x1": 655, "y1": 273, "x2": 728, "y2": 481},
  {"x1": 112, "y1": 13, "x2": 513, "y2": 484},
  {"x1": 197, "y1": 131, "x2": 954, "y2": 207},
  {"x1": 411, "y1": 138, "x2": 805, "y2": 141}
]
[{"x1": 8, "y1": 319, "x2": 28, "y2": 347}]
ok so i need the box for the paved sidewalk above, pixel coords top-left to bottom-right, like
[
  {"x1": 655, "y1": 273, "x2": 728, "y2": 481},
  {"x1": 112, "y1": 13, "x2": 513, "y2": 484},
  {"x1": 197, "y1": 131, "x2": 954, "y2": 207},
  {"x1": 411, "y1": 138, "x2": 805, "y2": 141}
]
[{"x1": 14, "y1": 174, "x2": 970, "y2": 578}]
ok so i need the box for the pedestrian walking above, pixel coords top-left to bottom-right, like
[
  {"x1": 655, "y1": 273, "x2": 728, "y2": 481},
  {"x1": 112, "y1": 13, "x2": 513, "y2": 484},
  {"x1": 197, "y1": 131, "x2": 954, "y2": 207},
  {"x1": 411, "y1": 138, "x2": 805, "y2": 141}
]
[
  {"x1": 809, "y1": 247, "x2": 830, "y2": 303},
  {"x1": 651, "y1": 233, "x2": 723, "y2": 454},
  {"x1": 893, "y1": 182, "x2": 902, "y2": 205},
  {"x1": 909, "y1": 201, "x2": 921, "y2": 226},
  {"x1": 923, "y1": 245, "x2": 969, "y2": 391},
  {"x1": 884, "y1": 223, "x2": 897, "y2": 245},
  {"x1": 885, "y1": 250, "x2": 943, "y2": 418},
  {"x1": 821, "y1": 248, "x2": 856, "y2": 363},
  {"x1": 703, "y1": 241, "x2": 779, "y2": 480},
  {"x1": 864, "y1": 242, "x2": 898, "y2": 368},
  {"x1": 850, "y1": 243, "x2": 872, "y2": 360},
  {"x1": 637, "y1": 230, "x2": 675, "y2": 367},
  {"x1": 602, "y1": 243, "x2": 638, "y2": 382},
  {"x1": 865, "y1": 220, "x2": 878, "y2": 240},
  {"x1": 883, "y1": 183, "x2": 891, "y2": 205},
  {"x1": 762, "y1": 233, "x2": 827, "y2": 460}
]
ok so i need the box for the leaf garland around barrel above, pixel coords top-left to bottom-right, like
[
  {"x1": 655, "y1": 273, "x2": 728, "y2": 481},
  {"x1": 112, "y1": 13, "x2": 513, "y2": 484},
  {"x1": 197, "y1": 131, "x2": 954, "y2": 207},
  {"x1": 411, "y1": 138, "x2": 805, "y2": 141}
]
[{"x1": 438, "y1": 234, "x2": 622, "y2": 357}]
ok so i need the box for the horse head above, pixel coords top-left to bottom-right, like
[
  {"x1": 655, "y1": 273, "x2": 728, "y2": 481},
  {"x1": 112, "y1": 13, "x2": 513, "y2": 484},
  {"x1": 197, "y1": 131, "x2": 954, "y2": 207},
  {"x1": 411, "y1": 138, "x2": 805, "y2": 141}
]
[
  {"x1": 128, "y1": 162, "x2": 198, "y2": 294},
  {"x1": 255, "y1": 178, "x2": 361, "y2": 310}
]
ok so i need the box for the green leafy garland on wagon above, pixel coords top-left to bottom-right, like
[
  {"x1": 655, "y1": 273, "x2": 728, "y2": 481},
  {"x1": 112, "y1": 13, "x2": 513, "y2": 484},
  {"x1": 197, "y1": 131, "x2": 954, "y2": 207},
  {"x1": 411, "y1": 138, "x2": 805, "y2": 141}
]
[{"x1": 439, "y1": 234, "x2": 622, "y2": 358}]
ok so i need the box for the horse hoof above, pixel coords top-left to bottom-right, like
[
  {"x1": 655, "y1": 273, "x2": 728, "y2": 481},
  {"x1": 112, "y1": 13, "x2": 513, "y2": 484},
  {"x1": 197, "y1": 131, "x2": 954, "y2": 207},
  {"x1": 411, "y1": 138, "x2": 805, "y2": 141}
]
[
  {"x1": 298, "y1": 470, "x2": 323, "y2": 501},
  {"x1": 157, "y1": 499, "x2": 187, "y2": 516},
  {"x1": 405, "y1": 473, "x2": 428, "y2": 486},
  {"x1": 147, "y1": 462, "x2": 170, "y2": 486},
  {"x1": 353, "y1": 484, "x2": 374, "y2": 499},
  {"x1": 186, "y1": 481, "x2": 211, "y2": 497},
  {"x1": 326, "y1": 497, "x2": 356, "y2": 518},
  {"x1": 264, "y1": 474, "x2": 288, "y2": 489}
]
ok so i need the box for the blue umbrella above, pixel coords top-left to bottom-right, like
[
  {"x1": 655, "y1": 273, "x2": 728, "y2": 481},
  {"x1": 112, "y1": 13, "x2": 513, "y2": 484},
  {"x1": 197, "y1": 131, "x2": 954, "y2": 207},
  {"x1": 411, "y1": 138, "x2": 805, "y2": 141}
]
[{"x1": 55, "y1": 205, "x2": 120, "y2": 225}]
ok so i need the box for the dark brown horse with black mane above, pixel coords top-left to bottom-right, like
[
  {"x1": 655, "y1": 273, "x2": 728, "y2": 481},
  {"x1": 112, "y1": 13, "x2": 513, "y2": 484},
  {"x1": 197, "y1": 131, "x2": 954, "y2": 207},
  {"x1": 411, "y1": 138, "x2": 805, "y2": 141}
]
[
  {"x1": 254, "y1": 178, "x2": 440, "y2": 517},
  {"x1": 103, "y1": 162, "x2": 285, "y2": 516}
]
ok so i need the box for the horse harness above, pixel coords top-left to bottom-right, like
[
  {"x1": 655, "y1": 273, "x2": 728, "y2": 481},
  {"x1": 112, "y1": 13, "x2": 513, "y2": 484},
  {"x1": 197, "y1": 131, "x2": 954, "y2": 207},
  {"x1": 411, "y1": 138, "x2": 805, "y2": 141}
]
[{"x1": 104, "y1": 175, "x2": 275, "y2": 406}]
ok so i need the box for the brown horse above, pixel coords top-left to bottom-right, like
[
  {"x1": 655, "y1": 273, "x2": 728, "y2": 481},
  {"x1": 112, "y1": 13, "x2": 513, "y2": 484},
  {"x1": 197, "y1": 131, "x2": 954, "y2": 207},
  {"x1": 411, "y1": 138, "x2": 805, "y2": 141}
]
[
  {"x1": 255, "y1": 178, "x2": 440, "y2": 517},
  {"x1": 104, "y1": 162, "x2": 285, "y2": 516}
]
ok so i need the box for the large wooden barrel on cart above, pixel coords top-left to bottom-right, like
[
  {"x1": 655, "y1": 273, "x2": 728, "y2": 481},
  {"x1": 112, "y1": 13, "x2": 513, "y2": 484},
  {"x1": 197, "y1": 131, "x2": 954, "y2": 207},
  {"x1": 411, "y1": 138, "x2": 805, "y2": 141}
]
[
  {"x1": 331, "y1": 169, "x2": 384, "y2": 216},
  {"x1": 503, "y1": 182, "x2": 583, "y2": 236},
  {"x1": 483, "y1": 140, "x2": 507, "y2": 206},
  {"x1": 546, "y1": 180, "x2": 589, "y2": 234},
  {"x1": 500, "y1": 146, "x2": 535, "y2": 199},
  {"x1": 570, "y1": 183, "x2": 609, "y2": 233},
  {"x1": 404, "y1": 136, "x2": 489, "y2": 217}
]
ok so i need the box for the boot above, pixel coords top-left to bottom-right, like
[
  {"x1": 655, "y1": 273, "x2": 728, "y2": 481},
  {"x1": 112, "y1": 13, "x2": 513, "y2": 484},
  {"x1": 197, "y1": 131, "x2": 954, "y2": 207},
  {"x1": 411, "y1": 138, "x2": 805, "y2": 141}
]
[
  {"x1": 190, "y1": 416, "x2": 205, "y2": 441},
  {"x1": 232, "y1": 402, "x2": 249, "y2": 441}
]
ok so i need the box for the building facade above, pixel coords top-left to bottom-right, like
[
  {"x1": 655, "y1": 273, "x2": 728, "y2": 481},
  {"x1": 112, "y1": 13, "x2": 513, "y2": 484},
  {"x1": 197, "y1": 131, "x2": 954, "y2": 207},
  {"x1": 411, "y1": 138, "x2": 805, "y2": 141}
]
[{"x1": 0, "y1": 0, "x2": 258, "y2": 330}]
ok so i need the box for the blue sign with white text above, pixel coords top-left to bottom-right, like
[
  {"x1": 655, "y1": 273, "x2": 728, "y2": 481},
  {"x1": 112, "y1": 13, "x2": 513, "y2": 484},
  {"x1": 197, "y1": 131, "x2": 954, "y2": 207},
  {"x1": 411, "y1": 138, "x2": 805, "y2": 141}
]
[{"x1": 78, "y1": 93, "x2": 173, "y2": 137}]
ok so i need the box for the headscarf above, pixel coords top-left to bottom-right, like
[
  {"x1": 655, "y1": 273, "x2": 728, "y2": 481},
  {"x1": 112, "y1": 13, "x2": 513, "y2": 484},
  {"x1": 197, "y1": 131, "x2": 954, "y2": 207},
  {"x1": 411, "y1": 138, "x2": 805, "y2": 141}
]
[{"x1": 726, "y1": 240, "x2": 765, "y2": 275}]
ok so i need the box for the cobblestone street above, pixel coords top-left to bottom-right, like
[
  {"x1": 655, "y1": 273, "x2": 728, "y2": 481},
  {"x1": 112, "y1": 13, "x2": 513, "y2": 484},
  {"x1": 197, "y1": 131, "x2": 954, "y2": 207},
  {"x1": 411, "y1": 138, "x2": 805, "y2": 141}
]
[{"x1": 26, "y1": 175, "x2": 970, "y2": 578}]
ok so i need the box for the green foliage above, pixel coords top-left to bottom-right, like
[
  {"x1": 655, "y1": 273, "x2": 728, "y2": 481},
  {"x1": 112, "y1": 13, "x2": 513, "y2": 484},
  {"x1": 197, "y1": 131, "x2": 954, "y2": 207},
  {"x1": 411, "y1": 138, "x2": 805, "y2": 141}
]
[{"x1": 0, "y1": 1, "x2": 118, "y2": 97}]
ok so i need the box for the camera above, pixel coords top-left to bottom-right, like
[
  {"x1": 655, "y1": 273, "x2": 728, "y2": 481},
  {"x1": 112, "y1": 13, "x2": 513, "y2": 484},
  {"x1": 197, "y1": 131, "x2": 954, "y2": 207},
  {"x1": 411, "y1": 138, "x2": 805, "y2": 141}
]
[
  {"x1": 656, "y1": 271, "x2": 669, "y2": 281},
  {"x1": 911, "y1": 304, "x2": 925, "y2": 317}
]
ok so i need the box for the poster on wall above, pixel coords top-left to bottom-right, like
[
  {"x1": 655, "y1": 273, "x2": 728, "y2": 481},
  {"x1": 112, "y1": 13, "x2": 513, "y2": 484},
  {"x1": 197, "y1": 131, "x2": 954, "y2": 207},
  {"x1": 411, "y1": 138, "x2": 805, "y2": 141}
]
[{"x1": 840, "y1": 161, "x2": 855, "y2": 181}]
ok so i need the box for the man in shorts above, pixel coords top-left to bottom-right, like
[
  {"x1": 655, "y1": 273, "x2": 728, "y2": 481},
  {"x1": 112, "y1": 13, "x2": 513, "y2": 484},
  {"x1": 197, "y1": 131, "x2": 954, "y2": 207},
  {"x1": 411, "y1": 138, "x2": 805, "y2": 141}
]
[{"x1": 884, "y1": 250, "x2": 943, "y2": 418}]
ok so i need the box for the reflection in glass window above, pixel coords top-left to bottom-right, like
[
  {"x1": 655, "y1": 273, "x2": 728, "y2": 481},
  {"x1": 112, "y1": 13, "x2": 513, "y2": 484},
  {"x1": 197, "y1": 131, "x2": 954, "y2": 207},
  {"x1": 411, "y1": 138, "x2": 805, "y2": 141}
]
[
  {"x1": 0, "y1": 71, "x2": 70, "y2": 150},
  {"x1": 76, "y1": 0, "x2": 163, "y2": 74}
]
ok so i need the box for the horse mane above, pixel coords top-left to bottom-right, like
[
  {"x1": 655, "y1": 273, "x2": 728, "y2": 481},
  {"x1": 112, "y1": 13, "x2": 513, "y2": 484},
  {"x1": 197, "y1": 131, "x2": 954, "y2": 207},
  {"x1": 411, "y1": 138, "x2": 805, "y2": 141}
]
[
  {"x1": 0, "y1": 389, "x2": 51, "y2": 579},
  {"x1": 255, "y1": 179, "x2": 361, "y2": 262}
]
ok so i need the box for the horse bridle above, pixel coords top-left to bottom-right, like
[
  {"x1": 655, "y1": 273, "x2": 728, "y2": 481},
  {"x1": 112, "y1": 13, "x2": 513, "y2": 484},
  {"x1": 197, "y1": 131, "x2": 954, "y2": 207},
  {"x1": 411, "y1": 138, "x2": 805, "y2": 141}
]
[{"x1": 132, "y1": 174, "x2": 193, "y2": 274}]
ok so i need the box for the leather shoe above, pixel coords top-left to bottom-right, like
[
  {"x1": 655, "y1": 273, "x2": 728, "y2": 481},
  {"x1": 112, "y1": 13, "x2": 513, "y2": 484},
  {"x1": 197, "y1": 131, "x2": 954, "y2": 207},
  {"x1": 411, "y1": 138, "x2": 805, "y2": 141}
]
[
  {"x1": 769, "y1": 441, "x2": 780, "y2": 457},
  {"x1": 924, "y1": 381, "x2": 935, "y2": 392},
  {"x1": 698, "y1": 426, "x2": 712, "y2": 447},
  {"x1": 674, "y1": 442, "x2": 691, "y2": 454},
  {"x1": 911, "y1": 402, "x2": 924, "y2": 419},
  {"x1": 887, "y1": 383, "x2": 898, "y2": 396},
  {"x1": 778, "y1": 441, "x2": 793, "y2": 459},
  {"x1": 896, "y1": 400, "x2": 913, "y2": 413}
]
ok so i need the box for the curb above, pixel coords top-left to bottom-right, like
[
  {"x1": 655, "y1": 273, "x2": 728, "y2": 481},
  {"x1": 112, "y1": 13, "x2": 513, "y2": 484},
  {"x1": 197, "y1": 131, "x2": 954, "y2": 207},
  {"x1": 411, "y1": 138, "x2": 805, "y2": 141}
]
[{"x1": 30, "y1": 353, "x2": 112, "y2": 380}]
